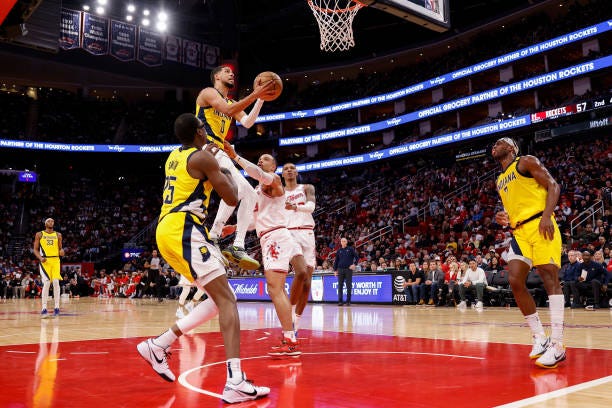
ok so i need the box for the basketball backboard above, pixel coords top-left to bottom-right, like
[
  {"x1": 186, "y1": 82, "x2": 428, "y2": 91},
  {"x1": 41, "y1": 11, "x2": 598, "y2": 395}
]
[{"x1": 362, "y1": 0, "x2": 450, "y2": 32}]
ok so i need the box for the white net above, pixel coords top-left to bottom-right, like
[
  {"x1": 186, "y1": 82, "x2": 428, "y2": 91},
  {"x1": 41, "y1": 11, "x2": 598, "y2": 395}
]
[{"x1": 307, "y1": 0, "x2": 365, "y2": 52}]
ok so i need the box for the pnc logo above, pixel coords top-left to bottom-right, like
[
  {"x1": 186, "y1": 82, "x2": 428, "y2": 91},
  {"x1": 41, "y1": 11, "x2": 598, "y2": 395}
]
[
  {"x1": 108, "y1": 145, "x2": 125, "y2": 152},
  {"x1": 386, "y1": 118, "x2": 402, "y2": 126}
]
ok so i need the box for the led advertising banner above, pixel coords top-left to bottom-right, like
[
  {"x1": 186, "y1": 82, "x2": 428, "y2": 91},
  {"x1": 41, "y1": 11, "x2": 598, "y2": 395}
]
[
  {"x1": 18, "y1": 171, "x2": 37, "y2": 183},
  {"x1": 245, "y1": 21, "x2": 611, "y2": 125},
  {"x1": 228, "y1": 274, "x2": 393, "y2": 303},
  {"x1": 279, "y1": 56, "x2": 611, "y2": 146}
]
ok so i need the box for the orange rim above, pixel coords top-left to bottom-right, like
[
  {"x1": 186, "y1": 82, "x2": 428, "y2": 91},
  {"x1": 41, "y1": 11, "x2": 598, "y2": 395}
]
[{"x1": 307, "y1": 0, "x2": 366, "y2": 14}]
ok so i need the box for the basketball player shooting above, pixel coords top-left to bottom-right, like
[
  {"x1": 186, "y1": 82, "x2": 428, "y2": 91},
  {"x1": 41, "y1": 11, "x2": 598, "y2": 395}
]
[{"x1": 195, "y1": 65, "x2": 276, "y2": 270}]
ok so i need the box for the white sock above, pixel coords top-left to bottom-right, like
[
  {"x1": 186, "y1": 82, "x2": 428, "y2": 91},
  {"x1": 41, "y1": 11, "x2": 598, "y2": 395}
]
[
  {"x1": 283, "y1": 330, "x2": 297, "y2": 342},
  {"x1": 42, "y1": 280, "x2": 50, "y2": 310},
  {"x1": 53, "y1": 280, "x2": 60, "y2": 309},
  {"x1": 525, "y1": 312, "x2": 545, "y2": 338},
  {"x1": 192, "y1": 288, "x2": 206, "y2": 302},
  {"x1": 178, "y1": 286, "x2": 190, "y2": 306},
  {"x1": 210, "y1": 201, "x2": 236, "y2": 239},
  {"x1": 294, "y1": 314, "x2": 302, "y2": 333},
  {"x1": 548, "y1": 294, "x2": 565, "y2": 344},
  {"x1": 227, "y1": 358, "x2": 243, "y2": 385},
  {"x1": 234, "y1": 187, "x2": 257, "y2": 249},
  {"x1": 176, "y1": 297, "x2": 219, "y2": 333},
  {"x1": 155, "y1": 329, "x2": 178, "y2": 349}
]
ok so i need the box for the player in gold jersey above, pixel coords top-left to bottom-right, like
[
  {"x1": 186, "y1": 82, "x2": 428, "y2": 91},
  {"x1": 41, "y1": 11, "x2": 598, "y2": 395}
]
[
  {"x1": 33, "y1": 218, "x2": 64, "y2": 318},
  {"x1": 136, "y1": 113, "x2": 269, "y2": 404},
  {"x1": 195, "y1": 65, "x2": 274, "y2": 271},
  {"x1": 492, "y1": 137, "x2": 565, "y2": 369}
]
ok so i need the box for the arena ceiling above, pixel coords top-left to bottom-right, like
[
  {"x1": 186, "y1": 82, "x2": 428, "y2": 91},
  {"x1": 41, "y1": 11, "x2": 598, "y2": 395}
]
[{"x1": 58, "y1": 0, "x2": 543, "y2": 78}]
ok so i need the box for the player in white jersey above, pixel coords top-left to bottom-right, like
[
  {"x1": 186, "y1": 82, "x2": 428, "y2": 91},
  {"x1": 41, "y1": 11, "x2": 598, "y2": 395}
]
[
  {"x1": 175, "y1": 274, "x2": 207, "y2": 319},
  {"x1": 223, "y1": 142, "x2": 308, "y2": 357},
  {"x1": 282, "y1": 163, "x2": 316, "y2": 336}
]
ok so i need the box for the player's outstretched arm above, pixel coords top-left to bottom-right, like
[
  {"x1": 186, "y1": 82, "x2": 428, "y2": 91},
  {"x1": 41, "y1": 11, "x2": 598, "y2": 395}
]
[
  {"x1": 223, "y1": 141, "x2": 275, "y2": 186},
  {"x1": 196, "y1": 79, "x2": 273, "y2": 120}
]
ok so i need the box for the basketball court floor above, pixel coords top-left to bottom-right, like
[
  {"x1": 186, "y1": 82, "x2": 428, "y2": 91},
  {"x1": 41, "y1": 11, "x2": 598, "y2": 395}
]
[{"x1": 1, "y1": 297, "x2": 610, "y2": 407}]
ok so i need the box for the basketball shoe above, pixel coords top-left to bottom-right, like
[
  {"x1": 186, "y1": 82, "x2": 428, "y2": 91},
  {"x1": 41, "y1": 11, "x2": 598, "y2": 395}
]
[
  {"x1": 222, "y1": 372, "x2": 270, "y2": 404},
  {"x1": 176, "y1": 305, "x2": 188, "y2": 319},
  {"x1": 268, "y1": 337, "x2": 301, "y2": 357},
  {"x1": 41, "y1": 309, "x2": 49, "y2": 319},
  {"x1": 457, "y1": 301, "x2": 467, "y2": 310},
  {"x1": 529, "y1": 335, "x2": 550, "y2": 359},
  {"x1": 222, "y1": 246, "x2": 260, "y2": 270},
  {"x1": 535, "y1": 341, "x2": 566, "y2": 369},
  {"x1": 137, "y1": 338, "x2": 175, "y2": 382},
  {"x1": 54, "y1": 308, "x2": 60, "y2": 317}
]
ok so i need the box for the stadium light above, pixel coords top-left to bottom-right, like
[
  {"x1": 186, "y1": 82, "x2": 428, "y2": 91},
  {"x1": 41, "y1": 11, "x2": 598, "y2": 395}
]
[
  {"x1": 97, "y1": 0, "x2": 107, "y2": 5},
  {"x1": 96, "y1": 6, "x2": 104, "y2": 14},
  {"x1": 156, "y1": 21, "x2": 167, "y2": 32},
  {"x1": 127, "y1": 4, "x2": 136, "y2": 13},
  {"x1": 142, "y1": 18, "x2": 150, "y2": 26},
  {"x1": 83, "y1": 5, "x2": 90, "y2": 11},
  {"x1": 158, "y1": 11, "x2": 168, "y2": 22},
  {"x1": 126, "y1": 15, "x2": 133, "y2": 22},
  {"x1": 143, "y1": 9, "x2": 150, "y2": 16}
]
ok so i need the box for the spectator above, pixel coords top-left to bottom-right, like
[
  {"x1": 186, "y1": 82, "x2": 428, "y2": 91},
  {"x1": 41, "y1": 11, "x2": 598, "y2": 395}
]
[
  {"x1": 403, "y1": 261, "x2": 424, "y2": 305},
  {"x1": 570, "y1": 251, "x2": 609, "y2": 309},
  {"x1": 560, "y1": 250, "x2": 581, "y2": 307},
  {"x1": 420, "y1": 259, "x2": 444, "y2": 305},
  {"x1": 457, "y1": 258, "x2": 487, "y2": 310}
]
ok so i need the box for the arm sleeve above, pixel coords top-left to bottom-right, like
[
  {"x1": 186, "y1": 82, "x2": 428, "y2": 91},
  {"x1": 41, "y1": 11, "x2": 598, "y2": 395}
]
[
  {"x1": 239, "y1": 99, "x2": 264, "y2": 128},
  {"x1": 234, "y1": 155, "x2": 275, "y2": 185},
  {"x1": 296, "y1": 201, "x2": 315, "y2": 213}
]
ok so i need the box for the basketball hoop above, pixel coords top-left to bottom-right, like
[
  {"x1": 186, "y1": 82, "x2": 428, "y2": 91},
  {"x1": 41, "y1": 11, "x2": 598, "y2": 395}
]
[{"x1": 307, "y1": 0, "x2": 365, "y2": 52}]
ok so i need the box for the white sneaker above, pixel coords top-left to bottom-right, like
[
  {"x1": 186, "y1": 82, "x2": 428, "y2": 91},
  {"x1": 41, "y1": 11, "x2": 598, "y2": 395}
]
[
  {"x1": 137, "y1": 339, "x2": 175, "y2": 382},
  {"x1": 175, "y1": 306, "x2": 186, "y2": 319},
  {"x1": 529, "y1": 335, "x2": 550, "y2": 359},
  {"x1": 222, "y1": 372, "x2": 270, "y2": 404},
  {"x1": 457, "y1": 301, "x2": 467, "y2": 309},
  {"x1": 475, "y1": 301, "x2": 483, "y2": 310},
  {"x1": 535, "y1": 341, "x2": 566, "y2": 369},
  {"x1": 185, "y1": 301, "x2": 194, "y2": 313}
]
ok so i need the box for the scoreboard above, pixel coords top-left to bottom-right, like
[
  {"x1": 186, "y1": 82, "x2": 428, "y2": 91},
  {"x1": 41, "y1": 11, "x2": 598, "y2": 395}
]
[{"x1": 530, "y1": 95, "x2": 612, "y2": 123}]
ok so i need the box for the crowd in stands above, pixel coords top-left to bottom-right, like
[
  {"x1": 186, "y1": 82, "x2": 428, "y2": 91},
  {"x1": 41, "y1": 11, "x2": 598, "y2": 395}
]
[
  {"x1": 1, "y1": 134, "x2": 610, "y2": 308},
  {"x1": 1, "y1": 0, "x2": 610, "y2": 307}
]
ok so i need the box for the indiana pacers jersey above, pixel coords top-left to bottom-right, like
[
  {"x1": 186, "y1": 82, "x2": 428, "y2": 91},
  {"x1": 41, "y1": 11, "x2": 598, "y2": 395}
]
[
  {"x1": 195, "y1": 91, "x2": 234, "y2": 148},
  {"x1": 39, "y1": 231, "x2": 59, "y2": 257},
  {"x1": 159, "y1": 147, "x2": 213, "y2": 221},
  {"x1": 496, "y1": 157, "x2": 547, "y2": 228}
]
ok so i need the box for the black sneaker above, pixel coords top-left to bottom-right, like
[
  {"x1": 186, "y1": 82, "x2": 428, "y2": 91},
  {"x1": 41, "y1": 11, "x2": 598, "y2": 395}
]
[{"x1": 222, "y1": 246, "x2": 260, "y2": 270}]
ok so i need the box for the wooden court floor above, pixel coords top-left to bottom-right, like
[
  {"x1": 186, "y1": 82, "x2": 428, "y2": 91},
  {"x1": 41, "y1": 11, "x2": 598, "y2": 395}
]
[{"x1": 1, "y1": 297, "x2": 611, "y2": 408}]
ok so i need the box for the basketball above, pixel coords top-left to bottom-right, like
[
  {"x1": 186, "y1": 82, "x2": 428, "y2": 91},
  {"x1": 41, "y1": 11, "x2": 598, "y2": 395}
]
[{"x1": 253, "y1": 71, "x2": 283, "y2": 101}]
